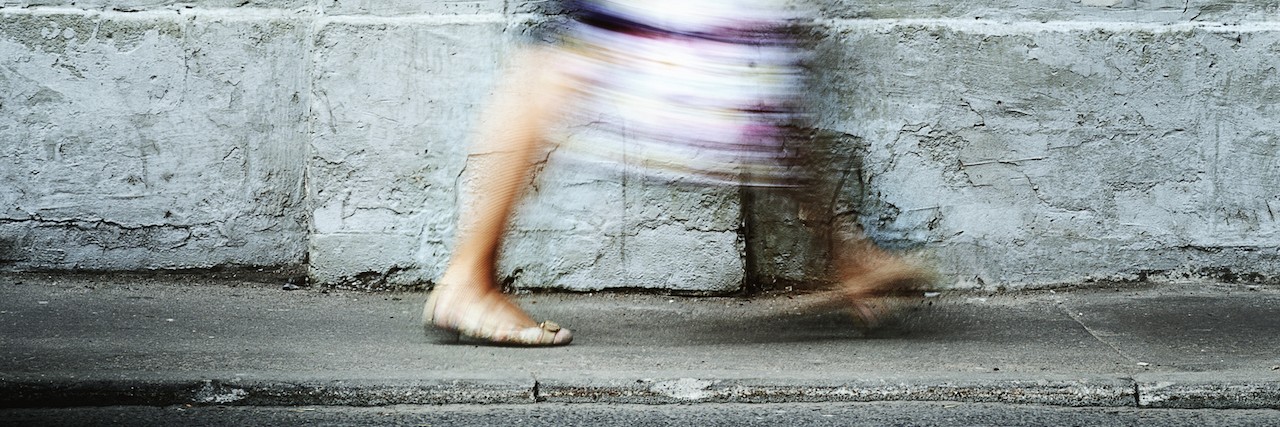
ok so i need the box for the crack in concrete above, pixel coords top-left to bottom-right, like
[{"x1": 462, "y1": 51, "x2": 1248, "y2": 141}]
[
  {"x1": 0, "y1": 215, "x2": 195, "y2": 231},
  {"x1": 1057, "y1": 301, "x2": 1139, "y2": 368}
]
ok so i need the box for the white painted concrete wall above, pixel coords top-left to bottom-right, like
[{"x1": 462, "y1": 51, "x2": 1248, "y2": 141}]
[
  {"x1": 0, "y1": 8, "x2": 310, "y2": 270},
  {"x1": 2, "y1": 1, "x2": 1277, "y2": 291}
]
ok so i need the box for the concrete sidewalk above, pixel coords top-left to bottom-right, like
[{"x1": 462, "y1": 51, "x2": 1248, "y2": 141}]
[{"x1": 1, "y1": 273, "x2": 1277, "y2": 409}]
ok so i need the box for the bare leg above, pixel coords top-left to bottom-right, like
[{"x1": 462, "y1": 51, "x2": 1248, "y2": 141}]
[{"x1": 424, "y1": 47, "x2": 574, "y2": 346}]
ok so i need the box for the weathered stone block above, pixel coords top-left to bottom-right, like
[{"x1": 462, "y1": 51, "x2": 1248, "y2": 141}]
[
  {"x1": 0, "y1": 10, "x2": 309, "y2": 269},
  {"x1": 308, "y1": 18, "x2": 505, "y2": 287},
  {"x1": 775, "y1": 21, "x2": 1280, "y2": 287},
  {"x1": 0, "y1": 1, "x2": 311, "y2": 11}
]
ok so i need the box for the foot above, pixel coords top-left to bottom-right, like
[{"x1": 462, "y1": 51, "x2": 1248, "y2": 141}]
[
  {"x1": 830, "y1": 254, "x2": 934, "y2": 329},
  {"x1": 423, "y1": 280, "x2": 572, "y2": 346}
]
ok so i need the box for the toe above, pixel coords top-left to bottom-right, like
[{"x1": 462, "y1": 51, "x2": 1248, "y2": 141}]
[{"x1": 553, "y1": 327, "x2": 573, "y2": 345}]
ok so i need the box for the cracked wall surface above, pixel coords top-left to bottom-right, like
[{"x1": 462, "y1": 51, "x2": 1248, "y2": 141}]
[
  {"x1": 792, "y1": 16, "x2": 1280, "y2": 288},
  {"x1": 0, "y1": 7, "x2": 309, "y2": 270},
  {"x1": 2, "y1": 1, "x2": 1278, "y2": 290}
]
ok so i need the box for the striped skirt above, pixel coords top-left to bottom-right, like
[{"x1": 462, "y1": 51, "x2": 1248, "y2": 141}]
[{"x1": 548, "y1": 0, "x2": 811, "y2": 186}]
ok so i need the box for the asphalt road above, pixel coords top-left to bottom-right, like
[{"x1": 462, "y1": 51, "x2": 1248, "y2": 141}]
[{"x1": 4, "y1": 402, "x2": 1280, "y2": 426}]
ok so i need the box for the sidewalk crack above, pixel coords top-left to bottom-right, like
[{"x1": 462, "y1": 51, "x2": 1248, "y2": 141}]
[
  {"x1": 1058, "y1": 302, "x2": 1137, "y2": 364},
  {"x1": 1057, "y1": 302, "x2": 1145, "y2": 407}
]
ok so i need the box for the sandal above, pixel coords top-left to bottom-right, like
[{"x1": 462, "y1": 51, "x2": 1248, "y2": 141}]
[{"x1": 422, "y1": 286, "x2": 573, "y2": 346}]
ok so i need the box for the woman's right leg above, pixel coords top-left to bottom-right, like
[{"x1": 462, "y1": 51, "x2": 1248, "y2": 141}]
[{"x1": 424, "y1": 47, "x2": 575, "y2": 346}]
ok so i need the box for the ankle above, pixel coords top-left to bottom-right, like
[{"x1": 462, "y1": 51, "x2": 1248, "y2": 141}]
[{"x1": 435, "y1": 271, "x2": 500, "y2": 296}]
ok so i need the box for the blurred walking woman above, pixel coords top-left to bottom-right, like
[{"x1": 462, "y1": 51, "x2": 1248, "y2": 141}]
[{"x1": 422, "y1": 0, "x2": 930, "y2": 346}]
